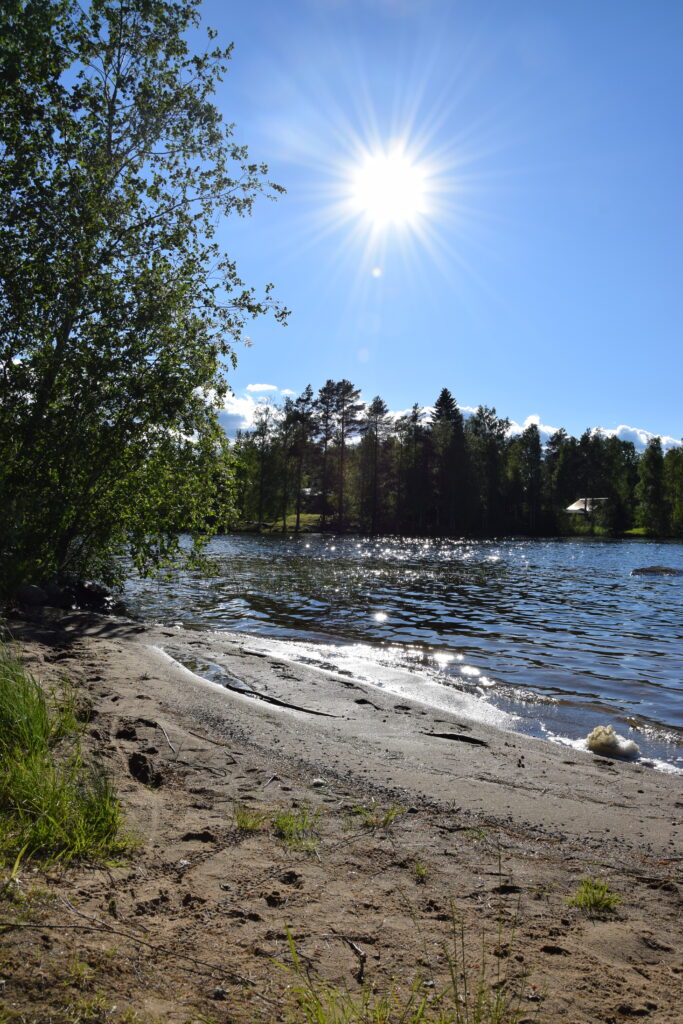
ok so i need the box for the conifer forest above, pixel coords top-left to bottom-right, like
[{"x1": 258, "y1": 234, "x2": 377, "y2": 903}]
[{"x1": 231, "y1": 382, "x2": 683, "y2": 539}]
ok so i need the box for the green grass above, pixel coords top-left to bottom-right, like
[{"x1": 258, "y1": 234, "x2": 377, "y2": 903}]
[
  {"x1": 462, "y1": 827, "x2": 488, "y2": 843},
  {"x1": 233, "y1": 802, "x2": 267, "y2": 831},
  {"x1": 281, "y1": 914, "x2": 530, "y2": 1024},
  {"x1": 233, "y1": 513, "x2": 322, "y2": 534},
  {"x1": 414, "y1": 859, "x2": 429, "y2": 884},
  {"x1": 0, "y1": 645, "x2": 79, "y2": 755},
  {"x1": 0, "y1": 641, "x2": 131, "y2": 866},
  {"x1": 273, "y1": 806, "x2": 321, "y2": 852},
  {"x1": 349, "y1": 799, "x2": 405, "y2": 831},
  {"x1": 566, "y1": 877, "x2": 621, "y2": 915}
]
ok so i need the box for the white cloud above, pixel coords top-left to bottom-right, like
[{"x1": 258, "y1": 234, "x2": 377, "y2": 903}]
[
  {"x1": 219, "y1": 393, "x2": 259, "y2": 431},
  {"x1": 592, "y1": 424, "x2": 681, "y2": 452},
  {"x1": 385, "y1": 405, "x2": 432, "y2": 424},
  {"x1": 217, "y1": 391, "x2": 284, "y2": 435},
  {"x1": 507, "y1": 413, "x2": 561, "y2": 441},
  {"x1": 218, "y1": 386, "x2": 682, "y2": 453}
]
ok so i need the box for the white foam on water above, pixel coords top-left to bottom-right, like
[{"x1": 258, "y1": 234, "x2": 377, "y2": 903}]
[{"x1": 210, "y1": 632, "x2": 515, "y2": 729}]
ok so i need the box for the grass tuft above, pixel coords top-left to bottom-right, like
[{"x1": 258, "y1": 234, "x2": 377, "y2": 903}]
[
  {"x1": 414, "y1": 858, "x2": 429, "y2": 884},
  {"x1": 280, "y1": 911, "x2": 531, "y2": 1024},
  {"x1": 233, "y1": 803, "x2": 267, "y2": 832},
  {"x1": 349, "y1": 799, "x2": 405, "y2": 831},
  {"x1": 273, "y1": 806, "x2": 321, "y2": 852},
  {"x1": 567, "y1": 876, "x2": 621, "y2": 915},
  {"x1": 0, "y1": 641, "x2": 132, "y2": 867}
]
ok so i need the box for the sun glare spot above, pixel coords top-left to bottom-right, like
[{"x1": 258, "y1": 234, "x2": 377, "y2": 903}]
[{"x1": 351, "y1": 147, "x2": 428, "y2": 228}]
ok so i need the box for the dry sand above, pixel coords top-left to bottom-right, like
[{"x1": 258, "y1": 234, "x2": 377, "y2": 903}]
[{"x1": 1, "y1": 607, "x2": 682, "y2": 1023}]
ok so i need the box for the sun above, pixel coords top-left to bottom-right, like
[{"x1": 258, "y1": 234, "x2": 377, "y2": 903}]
[{"x1": 351, "y1": 147, "x2": 428, "y2": 228}]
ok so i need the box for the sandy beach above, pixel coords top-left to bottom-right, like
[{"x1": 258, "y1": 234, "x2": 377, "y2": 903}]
[{"x1": 2, "y1": 607, "x2": 682, "y2": 1023}]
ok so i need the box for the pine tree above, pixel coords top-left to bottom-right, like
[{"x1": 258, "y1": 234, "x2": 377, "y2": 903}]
[
  {"x1": 292, "y1": 385, "x2": 316, "y2": 532},
  {"x1": 430, "y1": 388, "x2": 467, "y2": 535},
  {"x1": 636, "y1": 437, "x2": 668, "y2": 535},
  {"x1": 465, "y1": 406, "x2": 510, "y2": 534},
  {"x1": 334, "y1": 380, "x2": 364, "y2": 531},
  {"x1": 359, "y1": 396, "x2": 390, "y2": 534},
  {"x1": 664, "y1": 447, "x2": 683, "y2": 537},
  {"x1": 314, "y1": 381, "x2": 338, "y2": 529},
  {"x1": 506, "y1": 424, "x2": 542, "y2": 533}
]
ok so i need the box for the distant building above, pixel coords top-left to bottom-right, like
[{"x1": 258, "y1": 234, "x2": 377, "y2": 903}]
[{"x1": 565, "y1": 497, "x2": 609, "y2": 515}]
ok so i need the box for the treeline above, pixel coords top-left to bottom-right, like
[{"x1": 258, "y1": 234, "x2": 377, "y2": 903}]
[{"x1": 231, "y1": 381, "x2": 683, "y2": 538}]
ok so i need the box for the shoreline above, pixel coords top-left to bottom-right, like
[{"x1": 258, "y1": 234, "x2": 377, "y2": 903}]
[
  {"x1": 122, "y1": 531, "x2": 683, "y2": 772},
  {"x1": 7, "y1": 608, "x2": 683, "y2": 853},
  {"x1": 2, "y1": 607, "x2": 682, "y2": 1022}
]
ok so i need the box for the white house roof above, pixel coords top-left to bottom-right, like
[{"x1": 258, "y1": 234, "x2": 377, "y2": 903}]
[{"x1": 565, "y1": 497, "x2": 609, "y2": 513}]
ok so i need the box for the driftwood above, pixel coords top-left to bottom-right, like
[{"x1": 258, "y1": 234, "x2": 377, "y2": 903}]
[{"x1": 421, "y1": 731, "x2": 488, "y2": 747}]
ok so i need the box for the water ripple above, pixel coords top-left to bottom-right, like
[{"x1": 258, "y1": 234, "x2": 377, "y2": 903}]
[{"x1": 124, "y1": 535, "x2": 683, "y2": 766}]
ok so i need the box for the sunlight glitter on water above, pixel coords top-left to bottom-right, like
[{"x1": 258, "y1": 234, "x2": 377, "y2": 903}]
[{"x1": 123, "y1": 534, "x2": 683, "y2": 767}]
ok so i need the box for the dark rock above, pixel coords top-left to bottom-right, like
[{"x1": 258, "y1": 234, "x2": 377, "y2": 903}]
[
  {"x1": 44, "y1": 583, "x2": 72, "y2": 608},
  {"x1": 71, "y1": 580, "x2": 113, "y2": 611},
  {"x1": 41, "y1": 578, "x2": 116, "y2": 612},
  {"x1": 16, "y1": 585, "x2": 48, "y2": 606},
  {"x1": 631, "y1": 565, "x2": 683, "y2": 577}
]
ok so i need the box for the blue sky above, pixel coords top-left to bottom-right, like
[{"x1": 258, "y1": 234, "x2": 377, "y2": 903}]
[{"x1": 199, "y1": 0, "x2": 682, "y2": 444}]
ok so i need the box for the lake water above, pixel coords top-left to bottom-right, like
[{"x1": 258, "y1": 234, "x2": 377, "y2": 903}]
[{"x1": 123, "y1": 535, "x2": 683, "y2": 770}]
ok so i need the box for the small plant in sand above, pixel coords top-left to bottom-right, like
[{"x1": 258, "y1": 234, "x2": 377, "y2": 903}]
[
  {"x1": 463, "y1": 827, "x2": 488, "y2": 843},
  {"x1": 233, "y1": 803, "x2": 267, "y2": 832},
  {"x1": 280, "y1": 911, "x2": 531, "y2": 1024},
  {"x1": 567, "y1": 877, "x2": 621, "y2": 915},
  {"x1": 273, "y1": 806, "x2": 321, "y2": 852},
  {"x1": 63, "y1": 953, "x2": 96, "y2": 991},
  {"x1": 414, "y1": 858, "x2": 429, "y2": 884},
  {"x1": 349, "y1": 798, "x2": 405, "y2": 830}
]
